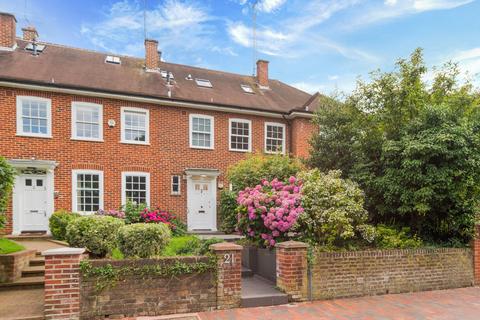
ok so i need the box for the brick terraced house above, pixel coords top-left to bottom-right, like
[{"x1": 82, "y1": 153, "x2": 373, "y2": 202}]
[{"x1": 0, "y1": 12, "x2": 320, "y2": 235}]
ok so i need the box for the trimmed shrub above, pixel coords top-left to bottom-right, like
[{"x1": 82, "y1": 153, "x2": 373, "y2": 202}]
[
  {"x1": 227, "y1": 154, "x2": 303, "y2": 192},
  {"x1": 123, "y1": 200, "x2": 147, "y2": 224},
  {"x1": 66, "y1": 216, "x2": 124, "y2": 257},
  {"x1": 219, "y1": 190, "x2": 238, "y2": 233},
  {"x1": 49, "y1": 210, "x2": 80, "y2": 240},
  {"x1": 117, "y1": 223, "x2": 171, "y2": 258},
  {"x1": 295, "y1": 169, "x2": 375, "y2": 249}
]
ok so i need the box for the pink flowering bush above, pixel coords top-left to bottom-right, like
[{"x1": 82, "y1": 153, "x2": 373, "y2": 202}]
[
  {"x1": 96, "y1": 209, "x2": 126, "y2": 219},
  {"x1": 141, "y1": 208, "x2": 186, "y2": 236},
  {"x1": 236, "y1": 176, "x2": 303, "y2": 248}
]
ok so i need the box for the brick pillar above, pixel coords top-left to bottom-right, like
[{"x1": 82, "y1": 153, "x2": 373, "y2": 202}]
[
  {"x1": 210, "y1": 242, "x2": 242, "y2": 309},
  {"x1": 474, "y1": 224, "x2": 480, "y2": 285},
  {"x1": 276, "y1": 241, "x2": 308, "y2": 302},
  {"x1": 42, "y1": 248, "x2": 85, "y2": 320}
]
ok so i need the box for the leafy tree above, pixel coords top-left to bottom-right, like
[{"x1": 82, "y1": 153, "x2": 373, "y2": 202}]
[
  {"x1": 0, "y1": 157, "x2": 16, "y2": 230},
  {"x1": 308, "y1": 48, "x2": 480, "y2": 244}
]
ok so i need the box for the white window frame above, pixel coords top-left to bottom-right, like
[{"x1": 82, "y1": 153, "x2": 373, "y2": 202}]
[
  {"x1": 121, "y1": 172, "x2": 150, "y2": 206},
  {"x1": 171, "y1": 175, "x2": 181, "y2": 196},
  {"x1": 229, "y1": 118, "x2": 252, "y2": 152},
  {"x1": 71, "y1": 102, "x2": 103, "y2": 141},
  {"x1": 264, "y1": 122, "x2": 286, "y2": 154},
  {"x1": 120, "y1": 107, "x2": 150, "y2": 145},
  {"x1": 71, "y1": 170, "x2": 104, "y2": 215},
  {"x1": 189, "y1": 114, "x2": 214, "y2": 150},
  {"x1": 16, "y1": 96, "x2": 52, "y2": 138}
]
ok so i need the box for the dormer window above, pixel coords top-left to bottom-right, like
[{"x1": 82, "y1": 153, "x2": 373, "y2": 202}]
[
  {"x1": 195, "y1": 78, "x2": 212, "y2": 88},
  {"x1": 241, "y1": 84, "x2": 254, "y2": 94},
  {"x1": 105, "y1": 55, "x2": 121, "y2": 64}
]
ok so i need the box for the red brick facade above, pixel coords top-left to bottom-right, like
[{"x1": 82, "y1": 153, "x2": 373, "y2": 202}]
[
  {"x1": 291, "y1": 117, "x2": 316, "y2": 159},
  {"x1": 0, "y1": 87, "x2": 316, "y2": 234},
  {"x1": 275, "y1": 241, "x2": 308, "y2": 302}
]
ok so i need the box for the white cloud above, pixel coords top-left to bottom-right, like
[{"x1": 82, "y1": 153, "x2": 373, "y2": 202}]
[
  {"x1": 257, "y1": 0, "x2": 287, "y2": 13},
  {"x1": 349, "y1": 0, "x2": 473, "y2": 27},
  {"x1": 451, "y1": 47, "x2": 480, "y2": 82},
  {"x1": 328, "y1": 75, "x2": 340, "y2": 80},
  {"x1": 290, "y1": 81, "x2": 327, "y2": 94},
  {"x1": 81, "y1": 0, "x2": 215, "y2": 57}
]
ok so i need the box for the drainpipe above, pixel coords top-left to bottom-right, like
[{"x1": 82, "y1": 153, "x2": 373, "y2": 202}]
[{"x1": 282, "y1": 115, "x2": 293, "y2": 155}]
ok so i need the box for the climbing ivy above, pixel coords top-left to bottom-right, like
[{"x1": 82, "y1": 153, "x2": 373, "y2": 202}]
[{"x1": 80, "y1": 255, "x2": 218, "y2": 293}]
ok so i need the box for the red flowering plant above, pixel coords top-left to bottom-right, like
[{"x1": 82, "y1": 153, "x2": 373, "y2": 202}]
[
  {"x1": 140, "y1": 208, "x2": 186, "y2": 236},
  {"x1": 236, "y1": 176, "x2": 303, "y2": 248}
]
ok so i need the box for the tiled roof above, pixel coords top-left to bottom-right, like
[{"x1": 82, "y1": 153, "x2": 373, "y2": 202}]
[{"x1": 0, "y1": 40, "x2": 316, "y2": 114}]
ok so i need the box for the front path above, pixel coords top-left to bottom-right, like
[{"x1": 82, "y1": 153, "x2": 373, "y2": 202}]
[{"x1": 198, "y1": 287, "x2": 480, "y2": 320}]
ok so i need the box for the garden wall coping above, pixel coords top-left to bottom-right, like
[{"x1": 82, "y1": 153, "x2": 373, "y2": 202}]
[
  {"x1": 42, "y1": 247, "x2": 85, "y2": 256},
  {"x1": 276, "y1": 241, "x2": 308, "y2": 249},
  {"x1": 210, "y1": 242, "x2": 242, "y2": 251}
]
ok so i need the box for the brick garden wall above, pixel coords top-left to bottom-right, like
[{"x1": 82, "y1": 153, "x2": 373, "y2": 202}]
[
  {"x1": 80, "y1": 257, "x2": 217, "y2": 318},
  {"x1": 0, "y1": 249, "x2": 36, "y2": 282},
  {"x1": 310, "y1": 248, "x2": 474, "y2": 300}
]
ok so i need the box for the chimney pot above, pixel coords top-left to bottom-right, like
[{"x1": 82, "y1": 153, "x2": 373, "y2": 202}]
[
  {"x1": 22, "y1": 26, "x2": 38, "y2": 42},
  {"x1": 0, "y1": 12, "x2": 17, "y2": 50},
  {"x1": 256, "y1": 59, "x2": 269, "y2": 88},
  {"x1": 145, "y1": 39, "x2": 159, "y2": 70}
]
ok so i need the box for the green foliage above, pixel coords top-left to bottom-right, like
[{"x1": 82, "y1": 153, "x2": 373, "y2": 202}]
[
  {"x1": 374, "y1": 225, "x2": 422, "y2": 249},
  {"x1": 0, "y1": 238, "x2": 25, "y2": 254},
  {"x1": 80, "y1": 256, "x2": 217, "y2": 293},
  {"x1": 162, "y1": 235, "x2": 200, "y2": 256},
  {"x1": 198, "y1": 238, "x2": 224, "y2": 255},
  {"x1": 170, "y1": 217, "x2": 187, "y2": 236},
  {"x1": 49, "y1": 210, "x2": 80, "y2": 241},
  {"x1": 123, "y1": 200, "x2": 147, "y2": 224},
  {"x1": 295, "y1": 169, "x2": 375, "y2": 249},
  {"x1": 227, "y1": 154, "x2": 303, "y2": 191},
  {"x1": 66, "y1": 216, "x2": 124, "y2": 257},
  {"x1": 219, "y1": 190, "x2": 238, "y2": 233},
  {"x1": 308, "y1": 48, "x2": 480, "y2": 244},
  {"x1": 0, "y1": 157, "x2": 16, "y2": 229},
  {"x1": 117, "y1": 223, "x2": 171, "y2": 258}
]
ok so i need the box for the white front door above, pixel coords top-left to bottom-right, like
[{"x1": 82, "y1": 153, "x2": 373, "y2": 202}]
[
  {"x1": 187, "y1": 177, "x2": 217, "y2": 231},
  {"x1": 21, "y1": 175, "x2": 49, "y2": 231}
]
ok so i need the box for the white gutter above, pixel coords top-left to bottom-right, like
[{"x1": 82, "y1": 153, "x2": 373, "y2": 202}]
[{"x1": 0, "y1": 81, "x2": 312, "y2": 119}]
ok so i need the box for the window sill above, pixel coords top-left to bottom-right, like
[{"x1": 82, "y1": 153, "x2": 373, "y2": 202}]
[
  {"x1": 71, "y1": 137, "x2": 104, "y2": 143},
  {"x1": 190, "y1": 146, "x2": 214, "y2": 150},
  {"x1": 120, "y1": 140, "x2": 150, "y2": 146},
  {"x1": 229, "y1": 148, "x2": 251, "y2": 153},
  {"x1": 170, "y1": 193, "x2": 181, "y2": 196},
  {"x1": 16, "y1": 133, "x2": 52, "y2": 139},
  {"x1": 264, "y1": 150, "x2": 286, "y2": 155}
]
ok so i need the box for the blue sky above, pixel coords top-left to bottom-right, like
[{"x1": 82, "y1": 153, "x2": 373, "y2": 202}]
[{"x1": 1, "y1": 0, "x2": 479, "y2": 94}]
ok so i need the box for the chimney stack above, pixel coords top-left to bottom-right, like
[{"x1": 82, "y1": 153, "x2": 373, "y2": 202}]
[
  {"x1": 256, "y1": 60, "x2": 269, "y2": 88},
  {"x1": 145, "y1": 39, "x2": 159, "y2": 70},
  {"x1": 22, "y1": 26, "x2": 38, "y2": 42},
  {"x1": 0, "y1": 12, "x2": 17, "y2": 50}
]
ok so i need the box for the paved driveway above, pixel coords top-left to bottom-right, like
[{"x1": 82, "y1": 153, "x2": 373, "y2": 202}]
[{"x1": 198, "y1": 287, "x2": 480, "y2": 320}]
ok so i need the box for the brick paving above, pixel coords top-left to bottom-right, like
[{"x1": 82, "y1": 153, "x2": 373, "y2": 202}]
[{"x1": 198, "y1": 287, "x2": 480, "y2": 320}]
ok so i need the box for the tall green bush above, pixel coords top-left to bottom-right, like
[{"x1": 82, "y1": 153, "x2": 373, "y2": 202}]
[
  {"x1": 295, "y1": 169, "x2": 375, "y2": 249},
  {"x1": 0, "y1": 157, "x2": 16, "y2": 229},
  {"x1": 49, "y1": 210, "x2": 80, "y2": 240},
  {"x1": 219, "y1": 190, "x2": 238, "y2": 233},
  {"x1": 66, "y1": 216, "x2": 124, "y2": 257},
  {"x1": 227, "y1": 154, "x2": 303, "y2": 192},
  {"x1": 308, "y1": 48, "x2": 480, "y2": 244},
  {"x1": 117, "y1": 223, "x2": 171, "y2": 258}
]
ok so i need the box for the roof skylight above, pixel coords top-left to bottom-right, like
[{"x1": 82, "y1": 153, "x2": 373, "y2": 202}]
[
  {"x1": 195, "y1": 78, "x2": 213, "y2": 88},
  {"x1": 241, "y1": 84, "x2": 254, "y2": 94},
  {"x1": 161, "y1": 70, "x2": 174, "y2": 79},
  {"x1": 105, "y1": 55, "x2": 121, "y2": 64},
  {"x1": 25, "y1": 43, "x2": 46, "y2": 52}
]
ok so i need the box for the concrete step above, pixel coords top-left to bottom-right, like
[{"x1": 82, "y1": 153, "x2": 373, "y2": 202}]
[
  {"x1": 242, "y1": 267, "x2": 253, "y2": 277},
  {"x1": 29, "y1": 257, "x2": 45, "y2": 267},
  {"x1": 241, "y1": 275, "x2": 288, "y2": 308},
  {"x1": 0, "y1": 277, "x2": 44, "y2": 291},
  {"x1": 21, "y1": 266, "x2": 45, "y2": 278}
]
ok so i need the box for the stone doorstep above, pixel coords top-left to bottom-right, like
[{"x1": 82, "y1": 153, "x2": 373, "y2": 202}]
[
  {"x1": 0, "y1": 276, "x2": 45, "y2": 291},
  {"x1": 241, "y1": 275, "x2": 288, "y2": 308}
]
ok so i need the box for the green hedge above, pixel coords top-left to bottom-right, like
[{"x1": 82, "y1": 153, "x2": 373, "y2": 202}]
[
  {"x1": 49, "y1": 210, "x2": 80, "y2": 241},
  {"x1": 117, "y1": 223, "x2": 171, "y2": 258},
  {"x1": 66, "y1": 216, "x2": 124, "y2": 257}
]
